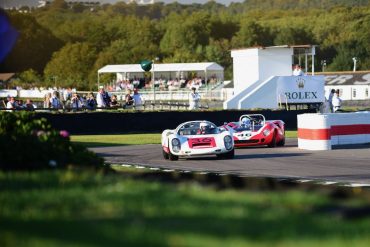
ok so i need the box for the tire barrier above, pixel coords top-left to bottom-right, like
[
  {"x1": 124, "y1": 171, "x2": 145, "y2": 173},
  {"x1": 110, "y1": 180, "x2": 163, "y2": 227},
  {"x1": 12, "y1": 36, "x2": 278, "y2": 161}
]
[
  {"x1": 34, "y1": 109, "x2": 315, "y2": 135},
  {"x1": 298, "y1": 112, "x2": 370, "y2": 150}
]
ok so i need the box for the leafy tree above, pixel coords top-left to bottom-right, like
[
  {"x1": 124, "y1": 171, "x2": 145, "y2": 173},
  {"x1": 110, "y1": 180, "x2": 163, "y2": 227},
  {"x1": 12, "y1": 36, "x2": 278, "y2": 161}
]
[
  {"x1": 0, "y1": 13, "x2": 63, "y2": 74},
  {"x1": 231, "y1": 20, "x2": 273, "y2": 48},
  {"x1": 44, "y1": 42, "x2": 97, "y2": 89},
  {"x1": 49, "y1": 0, "x2": 68, "y2": 10},
  {"x1": 160, "y1": 12, "x2": 212, "y2": 57},
  {"x1": 19, "y1": 69, "x2": 42, "y2": 84},
  {"x1": 273, "y1": 27, "x2": 314, "y2": 45}
]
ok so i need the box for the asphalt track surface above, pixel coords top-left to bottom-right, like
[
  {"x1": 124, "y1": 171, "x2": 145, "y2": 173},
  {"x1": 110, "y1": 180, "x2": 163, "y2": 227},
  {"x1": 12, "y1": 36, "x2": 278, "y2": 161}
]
[{"x1": 91, "y1": 138, "x2": 370, "y2": 185}]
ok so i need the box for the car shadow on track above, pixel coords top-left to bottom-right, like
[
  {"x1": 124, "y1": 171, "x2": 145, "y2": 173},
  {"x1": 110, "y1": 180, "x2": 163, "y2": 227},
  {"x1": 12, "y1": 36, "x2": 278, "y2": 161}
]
[
  {"x1": 182, "y1": 152, "x2": 309, "y2": 161},
  {"x1": 234, "y1": 153, "x2": 310, "y2": 159}
]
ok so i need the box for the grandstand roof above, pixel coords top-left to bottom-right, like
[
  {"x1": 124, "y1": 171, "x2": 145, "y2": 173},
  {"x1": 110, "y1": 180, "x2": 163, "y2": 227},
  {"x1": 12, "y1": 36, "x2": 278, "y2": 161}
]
[{"x1": 98, "y1": 62, "x2": 224, "y2": 74}]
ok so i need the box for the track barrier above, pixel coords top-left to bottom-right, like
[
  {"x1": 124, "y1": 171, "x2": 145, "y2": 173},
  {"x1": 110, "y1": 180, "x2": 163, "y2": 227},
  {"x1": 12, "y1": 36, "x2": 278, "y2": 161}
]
[{"x1": 298, "y1": 112, "x2": 370, "y2": 150}]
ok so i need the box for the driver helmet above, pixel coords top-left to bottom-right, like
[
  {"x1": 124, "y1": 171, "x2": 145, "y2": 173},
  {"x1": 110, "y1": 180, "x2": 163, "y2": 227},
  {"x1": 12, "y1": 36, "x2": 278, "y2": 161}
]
[
  {"x1": 199, "y1": 121, "x2": 208, "y2": 130},
  {"x1": 241, "y1": 117, "x2": 251, "y2": 126}
]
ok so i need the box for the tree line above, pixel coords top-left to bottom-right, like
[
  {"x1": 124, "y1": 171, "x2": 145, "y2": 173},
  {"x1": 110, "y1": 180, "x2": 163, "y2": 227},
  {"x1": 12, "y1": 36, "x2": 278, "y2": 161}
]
[{"x1": 1, "y1": 0, "x2": 369, "y2": 90}]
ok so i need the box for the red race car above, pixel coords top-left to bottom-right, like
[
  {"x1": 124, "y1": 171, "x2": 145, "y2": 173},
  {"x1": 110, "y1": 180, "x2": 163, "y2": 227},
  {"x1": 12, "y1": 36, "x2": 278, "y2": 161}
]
[{"x1": 223, "y1": 114, "x2": 285, "y2": 148}]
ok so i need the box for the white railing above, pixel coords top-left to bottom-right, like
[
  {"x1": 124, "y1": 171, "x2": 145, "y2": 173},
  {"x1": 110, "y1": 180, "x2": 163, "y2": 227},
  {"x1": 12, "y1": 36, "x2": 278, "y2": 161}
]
[{"x1": 0, "y1": 88, "x2": 232, "y2": 102}]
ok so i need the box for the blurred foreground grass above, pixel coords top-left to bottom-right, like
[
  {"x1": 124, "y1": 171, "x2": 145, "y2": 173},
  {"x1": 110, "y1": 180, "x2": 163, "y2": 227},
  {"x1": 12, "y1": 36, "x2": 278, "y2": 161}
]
[
  {"x1": 71, "y1": 131, "x2": 297, "y2": 147},
  {"x1": 1, "y1": 168, "x2": 370, "y2": 247}
]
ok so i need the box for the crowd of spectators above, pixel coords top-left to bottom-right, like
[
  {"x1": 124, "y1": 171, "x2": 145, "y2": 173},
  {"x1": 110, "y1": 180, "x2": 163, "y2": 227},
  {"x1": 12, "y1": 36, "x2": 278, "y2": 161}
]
[
  {"x1": 1, "y1": 86, "x2": 148, "y2": 112},
  {"x1": 106, "y1": 75, "x2": 219, "y2": 93},
  {"x1": 1, "y1": 74, "x2": 219, "y2": 111},
  {"x1": 3, "y1": 95, "x2": 37, "y2": 111}
]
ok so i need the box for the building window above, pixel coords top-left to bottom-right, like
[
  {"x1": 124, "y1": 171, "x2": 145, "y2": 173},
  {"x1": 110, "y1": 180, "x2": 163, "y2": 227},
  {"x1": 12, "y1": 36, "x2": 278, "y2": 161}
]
[
  {"x1": 366, "y1": 88, "x2": 369, "y2": 98},
  {"x1": 352, "y1": 88, "x2": 356, "y2": 98}
]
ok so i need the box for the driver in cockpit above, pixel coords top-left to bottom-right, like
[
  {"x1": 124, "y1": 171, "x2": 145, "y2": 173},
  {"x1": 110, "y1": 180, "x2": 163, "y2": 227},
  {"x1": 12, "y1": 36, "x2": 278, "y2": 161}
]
[
  {"x1": 198, "y1": 122, "x2": 209, "y2": 135},
  {"x1": 240, "y1": 117, "x2": 251, "y2": 129}
]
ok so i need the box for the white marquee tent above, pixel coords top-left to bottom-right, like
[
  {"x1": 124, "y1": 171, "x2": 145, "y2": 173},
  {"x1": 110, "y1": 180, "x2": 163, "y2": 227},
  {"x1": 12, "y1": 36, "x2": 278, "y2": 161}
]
[{"x1": 97, "y1": 62, "x2": 224, "y2": 87}]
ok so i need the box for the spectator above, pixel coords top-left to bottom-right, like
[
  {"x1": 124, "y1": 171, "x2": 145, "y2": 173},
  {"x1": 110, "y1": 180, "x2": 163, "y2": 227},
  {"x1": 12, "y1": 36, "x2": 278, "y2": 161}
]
[
  {"x1": 96, "y1": 86, "x2": 109, "y2": 108},
  {"x1": 71, "y1": 93, "x2": 82, "y2": 111},
  {"x1": 189, "y1": 87, "x2": 201, "y2": 110},
  {"x1": 6, "y1": 97, "x2": 17, "y2": 111},
  {"x1": 25, "y1": 99, "x2": 37, "y2": 111},
  {"x1": 332, "y1": 89, "x2": 342, "y2": 112},
  {"x1": 17, "y1": 99, "x2": 24, "y2": 108},
  {"x1": 103, "y1": 89, "x2": 111, "y2": 107},
  {"x1": 123, "y1": 89, "x2": 134, "y2": 109},
  {"x1": 63, "y1": 88, "x2": 72, "y2": 102},
  {"x1": 327, "y1": 89, "x2": 336, "y2": 113},
  {"x1": 132, "y1": 88, "x2": 144, "y2": 109},
  {"x1": 86, "y1": 92, "x2": 96, "y2": 110},
  {"x1": 293, "y1": 65, "x2": 304, "y2": 76},
  {"x1": 44, "y1": 92, "x2": 52, "y2": 108},
  {"x1": 110, "y1": 95, "x2": 119, "y2": 108},
  {"x1": 50, "y1": 91, "x2": 62, "y2": 109}
]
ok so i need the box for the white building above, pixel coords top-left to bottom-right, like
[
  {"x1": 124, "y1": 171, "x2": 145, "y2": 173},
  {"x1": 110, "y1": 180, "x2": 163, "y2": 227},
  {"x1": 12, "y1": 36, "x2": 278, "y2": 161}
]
[
  {"x1": 321, "y1": 71, "x2": 370, "y2": 100},
  {"x1": 224, "y1": 45, "x2": 324, "y2": 110}
]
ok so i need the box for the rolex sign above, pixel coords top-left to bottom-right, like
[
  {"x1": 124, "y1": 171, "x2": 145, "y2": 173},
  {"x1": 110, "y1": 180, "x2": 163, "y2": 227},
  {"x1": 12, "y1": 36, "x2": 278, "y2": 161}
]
[{"x1": 277, "y1": 76, "x2": 325, "y2": 104}]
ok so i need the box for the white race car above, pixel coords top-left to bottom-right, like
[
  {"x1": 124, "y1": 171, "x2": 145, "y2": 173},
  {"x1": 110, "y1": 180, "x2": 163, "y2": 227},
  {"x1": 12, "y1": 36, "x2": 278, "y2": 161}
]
[{"x1": 161, "y1": 120, "x2": 235, "y2": 161}]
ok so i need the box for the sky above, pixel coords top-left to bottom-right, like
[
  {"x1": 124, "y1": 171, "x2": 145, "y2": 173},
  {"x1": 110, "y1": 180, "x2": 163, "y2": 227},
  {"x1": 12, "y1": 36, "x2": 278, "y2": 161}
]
[{"x1": 1, "y1": 0, "x2": 245, "y2": 8}]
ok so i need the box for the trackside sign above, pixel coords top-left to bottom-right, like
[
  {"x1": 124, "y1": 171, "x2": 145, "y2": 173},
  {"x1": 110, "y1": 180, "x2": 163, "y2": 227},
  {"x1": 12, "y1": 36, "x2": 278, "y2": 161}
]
[{"x1": 277, "y1": 76, "x2": 325, "y2": 104}]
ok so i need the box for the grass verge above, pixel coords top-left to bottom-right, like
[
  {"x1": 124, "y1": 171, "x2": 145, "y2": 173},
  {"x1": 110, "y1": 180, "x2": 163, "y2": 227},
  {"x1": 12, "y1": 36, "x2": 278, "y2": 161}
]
[
  {"x1": 1, "y1": 168, "x2": 370, "y2": 247},
  {"x1": 71, "y1": 131, "x2": 298, "y2": 147}
]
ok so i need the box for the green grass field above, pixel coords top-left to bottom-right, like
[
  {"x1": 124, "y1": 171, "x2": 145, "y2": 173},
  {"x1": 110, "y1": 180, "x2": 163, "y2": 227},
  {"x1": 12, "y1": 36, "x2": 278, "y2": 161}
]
[
  {"x1": 4, "y1": 129, "x2": 370, "y2": 246},
  {"x1": 1, "y1": 169, "x2": 370, "y2": 247},
  {"x1": 71, "y1": 131, "x2": 298, "y2": 147}
]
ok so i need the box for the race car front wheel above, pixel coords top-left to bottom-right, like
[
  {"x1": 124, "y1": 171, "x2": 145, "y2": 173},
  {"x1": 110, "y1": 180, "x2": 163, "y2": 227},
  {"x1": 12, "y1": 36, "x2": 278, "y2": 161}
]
[
  {"x1": 169, "y1": 151, "x2": 179, "y2": 161},
  {"x1": 163, "y1": 149, "x2": 169, "y2": 160},
  {"x1": 217, "y1": 148, "x2": 235, "y2": 159}
]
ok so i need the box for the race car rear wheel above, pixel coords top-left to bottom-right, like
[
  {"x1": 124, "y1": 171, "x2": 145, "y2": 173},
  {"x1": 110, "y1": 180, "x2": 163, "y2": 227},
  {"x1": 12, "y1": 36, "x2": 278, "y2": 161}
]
[
  {"x1": 277, "y1": 137, "x2": 285, "y2": 147},
  {"x1": 162, "y1": 149, "x2": 169, "y2": 160}
]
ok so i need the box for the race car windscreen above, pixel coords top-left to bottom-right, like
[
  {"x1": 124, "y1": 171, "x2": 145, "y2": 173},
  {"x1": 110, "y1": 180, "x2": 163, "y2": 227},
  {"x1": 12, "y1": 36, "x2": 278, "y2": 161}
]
[{"x1": 178, "y1": 122, "x2": 220, "y2": 136}]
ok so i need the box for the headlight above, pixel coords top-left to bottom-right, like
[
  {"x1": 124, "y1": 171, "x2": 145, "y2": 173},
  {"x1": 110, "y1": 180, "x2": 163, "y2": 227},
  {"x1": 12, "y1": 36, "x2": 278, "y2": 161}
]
[
  {"x1": 224, "y1": 135, "x2": 233, "y2": 150},
  {"x1": 171, "y1": 138, "x2": 181, "y2": 153},
  {"x1": 263, "y1": 129, "x2": 270, "y2": 136}
]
